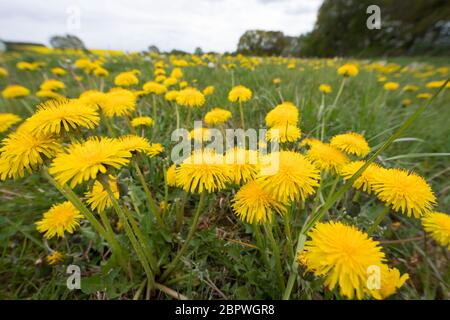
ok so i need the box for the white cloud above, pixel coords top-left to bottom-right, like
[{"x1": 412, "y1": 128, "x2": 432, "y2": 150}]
[{"x1": 0, "y1": 0, "x2": 322, "y2": 52}]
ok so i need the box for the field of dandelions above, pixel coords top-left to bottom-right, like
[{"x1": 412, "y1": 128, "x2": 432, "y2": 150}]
[{"x1": 0, "y1": 49, "x2": 449, "y2": 300}]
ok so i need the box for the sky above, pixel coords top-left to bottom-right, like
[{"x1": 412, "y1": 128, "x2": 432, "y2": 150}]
[{"x1": 0, "y1": 0, "x2": 322, "y2": 53}]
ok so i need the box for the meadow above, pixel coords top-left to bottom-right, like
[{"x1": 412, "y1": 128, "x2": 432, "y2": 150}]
[{"x1": 0, "y1": 49, "x2": 449, "y2": 300}]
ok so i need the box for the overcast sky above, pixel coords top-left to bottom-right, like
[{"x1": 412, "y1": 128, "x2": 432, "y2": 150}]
[{"x1": 0, "y1": 0, "x2": 322, "y2": 53}]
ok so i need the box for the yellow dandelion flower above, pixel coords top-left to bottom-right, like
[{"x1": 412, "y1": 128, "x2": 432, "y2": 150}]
[
  {"x1": 258, "y1": 151, "x2": 320, "y2": 203},
  {"x1": 143, "y1": 81, "x2": 167, "y2": 94},
  {"x1": 166, "y1": 164, "x2": 178, "y2": 187},
  {"x1": 265, "y1": 102, "x2": 299, "y2": 127},
  {"x1": 74, "y1": 58, "x2": 92, "y2": 70},
  {"x1": 51, "y1": 67, "x2": 67, "y2": 76},
  {"x1": 17, "y1": 61, "x2": 40, "y2": 71},
  {"x1": 401, "y1": 98, "x2": 412, "y2": 107},
  {"x1": 330, "y1": 132, "x2": 370, "y2": 157},
  {"x1": 102, "y1": 88, "x2": 136, "y2": 117},
  {"x1": 40, "y1": 79, "x2": 65, "y2": 91},
  {"x1": 425, "y1": 80, "x2": 446, "y2": 89},
  {"x1": 49, "y1": 137, "x2": 132, "y2": 188},
  {"x1": 2, "y1": 85, "x2": 30, "y2": 99},
  {"x1": 179, "y1": 80, "x2": 188, "y2": 89},
  {"x1": 47, "y1": 251, "x2": 64, "y2": 265},
  {"x1": 225, "y1": 147, "x2": 259, "y2": 184},
  {"x1": 146, "y1": 143, "x2": 165, "y2": 158},
  {"x1": 0, "y1": 113, "x2": 22, "y2": 133},
  {"x1": 155, "y1": 75, "x2": 166, "y2": 83},
  {"x1": 164, "y1": 90, "x2": 179, "y2": 102},
  {"x1": 188, "y1": 127, "x2": 212, "y2": 143},
  {"x1": 176, "y1": 88, "x2": 205, "y2": 107},
  {"x1": 36, "y1": 201, "x2": 84, "y2": 239},
  {"x1": 403, "y1": 85, "x2": 419, "y2": 92},
  {"x1": 297, "y1": 252, "x2": 308, "y2": 268},
  {"x1": 118, "y1": 135, "x2": 152, "y2": 154},
  {"x1": 273, "y1": 78, "x2": 281, "y2": 85},
  {"x1": 369, "y1": 265, "x2": 409, "y2": 300},
  {"x1": 131, "y1": 116, "x2": 154, "y2": 128},
  {"x1": 232, "y1": 180, "x2": 287, "y2": 224},
  {"x1": 337, "y1": 63, "x2": 359, "y2": 77},
  {"x1": 114, "y1": 71, "x2": 139, "y2": 87},
  {"x1": 163, "y1": 77, "x2": 178, "y2": 87},
  {"x1": 319, "y1": 84, "x2": 332, "y2": 94},
  {"x1": 36, "y1": 90, "x2": 65, "y2": 101},
  {"x1": 0, "y1": 67, "x2": 8, "y2": 77},
  {"x1": 78, "y1": 90, "x2": 107, "y2": 110},
  {"x1": 303, "y1": 221, "x2": 385, "y2": 300},
  {"x1": 25, "y1": 99, "x2": 99, "y2": 135},
  {"x1": 176, "y1": 149, "x2": 232, "y2": 193},
  {"x1": 0, "y1": 128, "x2": 60, "y2": 180},
  {"x1": 204, "y1": 108, "x2": 232, "y2": 126},
  {"x1": 267, "y1": 124, "x2": 301, "y2": 143},
  {"x1": 372, "y1": 168, "x2": 436, "y2": 218},
  {"x1": 416, "y1": 92, "x2": 432, "y2": 99},
  {"x1": 154, "y1": 68, "x2": 166, "y2": 76},
  {"x1": 93, "y1": 67, "x2": 109, "y2": 77},
  {"x1": 203, "y1": 85, "x2": 215, "y2": 96},
  {"x1": 383, "y1": 82, "x2": 400, "y2": 91},
  {"x1": 170, "y1": 67, "x2": 183, "y2": 79},
  {"x1": 339, "y1": 161, "x2": 386, "y2": 194},
  {"x1": 228, "y1": 85, "x2": 252, "y2": 103},
  {"x1": 299, "y1": 137, "x2": 321, "y2": 148},
  {"x1": 306, "y1": 142, "x2": 349, "y2": 173},
  {"x1": 422, "y1": 212, "x2": 450, "y2": 249},
  {"x1": 85, "y1": 176, "x2": 119, "y2": 213}
]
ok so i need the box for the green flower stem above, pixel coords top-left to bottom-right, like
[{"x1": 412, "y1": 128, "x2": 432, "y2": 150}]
[
  {"x1": 163, "y1": 165, "x2": 170, "y2": 215},
  {"x1": 367, "y1": 206, "x2": 390, "y2": 235},
  {"x1": 282, "y1": 77, "x2": 449, "y2": 300},
  {"x1": 175, "y1": 191, "x2": 188, "y2": 233},
  {"x1": 325, "y1": 174, "x2": 340, "y2": 204},
  {"x1": 264, "y1": 222, "x2": 285, "y2": 292},
  {"x1": 283, "y1": 208, "x2": 295, "y2": 263},
  {"x1": 20, "y1": 100, "x2": 34, "y2": 114},
  {"x1": 160, "y1": 191, "x2": 206, "y2": 282},
  {"x1": 331, "y1": 77, "x2": 347, "y2": 110},
  {"x1": 151, "y1": 95, "x2": 157, "y2": 135},
  {"x1": 252, "y1": 224, "x2": 269, "y2": 267},
  {"x1": 122, "y1": 204, "x2": 159, "y2": 274},
  {"x1": 174, "y1": 103, "x2": 180, "y2": 131},
  {"x1": 239, "y1": 101, "x2": 245, "y2": 130},
  {"x1": 133, "y1": 159, "x2": 165, "y2": 229},
  {"x1": 322, "y1": 77, "x2": 346, "y2": 139},
  {"x1": 318, "y1": 93, "x2": 325, "y2": 140},
  {"x1": 42, "y1": 168, "x2": 128, "y2": 268},
  {"x1": 186, "y1": 108, "x2": 192, "y2": 127},
  {"x1": 352, "y1": 190, "x2": 361, "y2": 202},
  {"x1": 283, "y1": 232, "x2": 307, "y2": 300},
  {"x1": 101, "y1": 114, "x2": 117, "y2": 137},
  {"x1": 98, "y1": 209, "x2": 119, "y2": 244},
  {"x1": 101, "y1": 175, "x2": 155, "y2": 289}
]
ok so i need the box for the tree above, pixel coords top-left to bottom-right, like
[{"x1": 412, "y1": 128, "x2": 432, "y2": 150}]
[
  {"x1": 298, "y1": 0, "x2": 450, "y2": 57},
  {"x1": 50, "y1": 34, "x2": 86, "y2": 50},
  {"x1": 148, "y1": 45, "x2": 160, "y2": 54},
  {"x1": 194, "y1": 47, "x2": 204, "y2": 55},
  {"x1": 237, "y1": 30, "x2": 289, "y2": 56}
]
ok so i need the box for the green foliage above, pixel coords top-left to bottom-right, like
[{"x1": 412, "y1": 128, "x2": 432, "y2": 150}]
[{"x1": 300, "y1": 0, "x2": 450, "y2": 57}]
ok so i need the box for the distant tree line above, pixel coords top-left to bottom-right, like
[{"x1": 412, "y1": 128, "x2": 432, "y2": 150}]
[{"x1": 236, "y1": 0, "x2": 450, "y2": 57}]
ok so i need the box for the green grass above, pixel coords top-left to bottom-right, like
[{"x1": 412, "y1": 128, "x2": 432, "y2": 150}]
[{"x1": 0, "y1": 52, "x2": 449, "y2": 299}]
